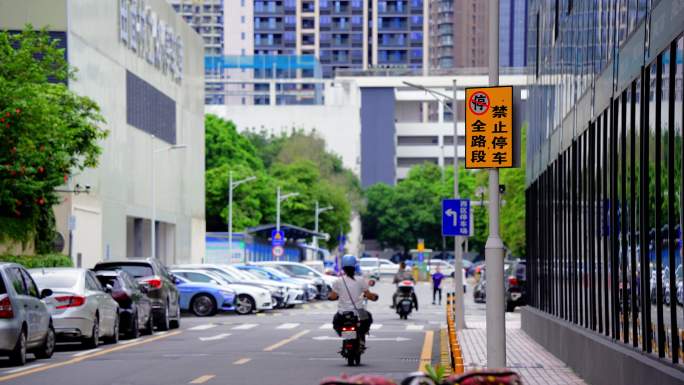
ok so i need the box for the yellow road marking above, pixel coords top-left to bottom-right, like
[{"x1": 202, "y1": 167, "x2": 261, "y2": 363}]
[
  {"x1": 189, "y1": 374, "x2": 215, "y2": 384},
  {"x1": 263, "y1": 329, "x2": 310, "y2": 352},
  {"x1": 418, "y1": 330, "x2": 435, "y2": 372},
  {"x1": 233, "y1": 358, "x2": 251, "y2": 365},
  {"x1": 0, "y1": 331, "x2": 181, "y2": 383},
  {"x1": 256, "y1": 313, "x2": 265, "y2": 317}
]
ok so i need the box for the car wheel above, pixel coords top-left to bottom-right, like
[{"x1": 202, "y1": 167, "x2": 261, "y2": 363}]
[
  {"x1": 156, "y1": 303, "x2": 170, "y2": 331},
  {"x1": 191, "y1": 294, "x2": 217, "y2": 317},
  {"x1": 105, "y1": 314, "x2": 120, "y2": 344},
  {"x1": 34, "y1": 325, "x2": 55, "y2": 359},
  {"x1": 170, "y1": 302, "x2": 181, "y2": 329},
  {"x1": 83, "y1": 315, "x2": 100, "y2": 349},
  {"x1": 9, "y1": 330, "x2": 27, "y2": 366},
  {"x1": 142, "y1": 310, "x2": 154, "y2": 335},
  {"x1": 128, "y1": 311, "x2": 140, "y2": 339},
  {"x1": 235, "y1": 295, "x2": 255, "y2": 315}
]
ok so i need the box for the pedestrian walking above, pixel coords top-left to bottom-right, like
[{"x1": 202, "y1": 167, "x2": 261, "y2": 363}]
[{"x1": 432, "y1": 266, "x2": 445, "y2": 305}]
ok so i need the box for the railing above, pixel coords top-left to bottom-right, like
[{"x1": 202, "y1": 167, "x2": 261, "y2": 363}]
[{"x1": 445, "y1": 292, "x2": 464, "y2": 374}]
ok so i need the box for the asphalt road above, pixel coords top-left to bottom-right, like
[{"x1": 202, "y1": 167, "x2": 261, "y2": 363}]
[{"x1": 0, "y1": 279, "x2": 446, "y2": 385}]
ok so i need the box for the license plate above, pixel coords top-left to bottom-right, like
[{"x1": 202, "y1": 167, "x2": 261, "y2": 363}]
[{"x1": 341, "y1": 331, "x2": 356, "y2": 339}]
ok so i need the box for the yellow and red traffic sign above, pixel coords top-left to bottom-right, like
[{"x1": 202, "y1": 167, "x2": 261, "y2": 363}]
[{"x1": 465, "y1": 86, "x2": 514, "y2": 169}]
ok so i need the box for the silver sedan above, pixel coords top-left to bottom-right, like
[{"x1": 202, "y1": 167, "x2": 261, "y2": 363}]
[{"x1": 30, "y1": 268, "x2": 120, "y2": 348}]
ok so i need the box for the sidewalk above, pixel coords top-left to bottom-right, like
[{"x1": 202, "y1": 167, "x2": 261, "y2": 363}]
[{"x1": 457, "y1": 312, "x2": 587, "y2": 385}]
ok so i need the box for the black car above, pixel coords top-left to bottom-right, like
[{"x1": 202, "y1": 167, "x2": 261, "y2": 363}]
[
  {"x1": 94, "y1": 270, "x2": 154, "y2": 339},
  {"x1": 93, "y1": 259, "x2": 181, "y2": 331},
  {"x1": 504, "y1": 260, "x2": 526, "y2": 312}
]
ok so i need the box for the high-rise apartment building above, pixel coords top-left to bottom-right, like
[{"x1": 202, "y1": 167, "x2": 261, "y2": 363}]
[
  {"x1": 168, "y1": 0, "x2": 225, "y2": 55},
  {"x1": 429, "y1": 0, "x2": 527, "y2": 70}
]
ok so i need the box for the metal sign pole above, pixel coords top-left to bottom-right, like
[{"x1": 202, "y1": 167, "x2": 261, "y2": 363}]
[
  {"x1": 485, "y1": 0, "x2": 506, "y2": 368},
  {"x1": 452, "y1": 79, "x2": 466, "y2": 330}
]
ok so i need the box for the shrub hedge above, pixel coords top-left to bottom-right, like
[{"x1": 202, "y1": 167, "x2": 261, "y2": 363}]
[{"x1": 0, "y1": 253, "x2": 73, "y2": 268}]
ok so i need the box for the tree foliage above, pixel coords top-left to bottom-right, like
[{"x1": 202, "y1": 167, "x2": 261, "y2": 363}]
[
  {"x1": 363, "y1": 124, "x2": 528, "y2": 258},
  {"x1": 205, "y1": 116, "x2": 358, "y2": 248},
  {"x1": 0, "y1": 27, "x2": 107, "y2": 252}
]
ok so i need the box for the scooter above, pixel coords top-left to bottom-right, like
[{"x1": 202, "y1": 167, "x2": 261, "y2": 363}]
[
  {"x1": 339, "y1": 311, "x2": 363, "y2": 366},
  {"x1": 396, "y1": 280, "x2": 416, "y2": 320}
]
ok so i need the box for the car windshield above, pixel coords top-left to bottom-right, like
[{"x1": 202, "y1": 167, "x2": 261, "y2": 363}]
[
  {"x1": 97, "y1": 264, "x2": 154, "y2": 279},
  {"x1": 285, "y1": 264, "x2": 318, "y2": 276},
  {"x1": 224, "y1": 266, "x2": 254, "y2": 280},
  {"x1": 360, "y1": 260, "x2": 378, "y2": 267},
  {"x1": 201, "y1": 269, "x2": 235, "y2": 283},
  {"x1": 0, "y1": 271, "x2": 6, "y2": 294},
  {"x1": 32, "y1": 272, "x2": 79, "y2": 290},
  {"x1": 261, "y1": 267, "x2": 291, "y2": 279},
  {"x1": 247, "y1": 269, "x2": 270, "y2": 280}
]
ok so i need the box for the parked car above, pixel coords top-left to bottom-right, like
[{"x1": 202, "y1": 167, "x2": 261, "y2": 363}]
[
  {"x1": 94, "y1": 259, "x2": 181, "y2": 331},
  {"x1": 170, "y1": 269, "x2": 272, "y2": 315},
  {"x1": 428, "y1": 259, "x2": 456, "y2": 277},
  {"x1": 359, "y1": 258, "x2": 381, "y2": 278},
  {"x1": 30, "y1": 268, "x2": 119, "y2": 348},
  {"x1": 173, "y1": 264, "x2": 289, "y2": 308},
  {"x1": 258, "y1": 261, "x2": 334, "y2": 298},
  {"x1": 172, "y1": 275, "x2": 236, "y2": 316},
  {"x1": 94, "y1": 270, "x2": 153, "y2": 339},
  {"x1": 0, "y1": 263, "x2": 55, "y2": 365},
  {"x1": 676, "y1": 264, "x2": 683, "y2": 306},
  {"x1": 504, "y1": 260, "x2": 527, "y2": 312},
  {"x1": 235, "y1": 264, "x2": 318, "y2": 304}
]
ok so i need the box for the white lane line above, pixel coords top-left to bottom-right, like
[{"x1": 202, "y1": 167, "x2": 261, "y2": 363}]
[
  {"x1": 199, "y1": 333, "x2": 231, "y2": 342},
  {"x1": 119, "y1": 338, "x2": 140, "y2": 344},
  {"x1": 276, "y1": 323, "x2": 299, "y2": 329},
  {"x1": 370, "y1": 324, "x2": 383, "y2": 330},
  {"x1": 3, "y1": 363, "x2": 47, "y2": 374},
  {"x1": 233, "y1": 358, "x2": 251, "y2": 365},
  {"x1": 232, "y1": 323, "x2": 258, "y2": 330},
  {"x1": 406, "y1": 324, "x2": 424, "y2": 331},
  {"x1": 188, "y1": 324, "x2": 217, "y2": 331},
  {"x1": 319, "y1": 323, "x2": 332, "y2": 329},
  {"x1": 71, "y1": 348, "x2": 103, "y2": 357}
]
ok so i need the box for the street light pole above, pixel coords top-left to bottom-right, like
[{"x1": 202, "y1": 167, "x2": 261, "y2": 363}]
[
  {"x1": 228, "y1": 172, "x2": 256, "y2": 263},
  {"x1": 276, "y1": 186, "x2": 299, "y2": 233},
  {"x1": 485, "y1": 0, "x2": 506, "y2": 368},
  {"x1": 150, "y1": 134, "x2": 187, "y2": 260},
  {"x1": 313, "y1": 201, "x2": 333, "y2": 250}
]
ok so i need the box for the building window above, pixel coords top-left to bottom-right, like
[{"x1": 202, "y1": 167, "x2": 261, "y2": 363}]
[
  {"x1": 241, "y1": 32, "x2": 246, "y2": 40},
  {"x1": 241, "y1": 15, "x2": 245, "y2": 23}
]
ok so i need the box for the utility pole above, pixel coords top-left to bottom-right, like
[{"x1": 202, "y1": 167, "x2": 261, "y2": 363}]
[
  {"x1": 313, "y1": 201, "x2": 333, "y2": 250},
  {"x1": 228, "y1": 171, "x2": 256, "y2": 263},
  {"x1": 276, "y1": 187, "x2": 299, "y2": 233},
  {"x1": 485, "y1": 0, "x2": 506, "y2": 368},
  {"x1": 452, "y1": 79, "x2": 466, "y2": 330}
]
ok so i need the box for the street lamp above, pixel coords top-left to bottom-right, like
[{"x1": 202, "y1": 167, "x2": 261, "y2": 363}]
[
  {"x1": 276, "y1": 187, "x2": 299, "y2": 233},
  {"x1": 313, "y1": 201, "x2": 333, "y2": 250},
  {"x1": 403, "y1": 80, "x2": 466, "y2": 331},
  {"x1": 228, "y1": 171, "x2": 256, "y2": 263},
  {"x1": 151, "y1": 134, "x2": 187, "y2": 259}
]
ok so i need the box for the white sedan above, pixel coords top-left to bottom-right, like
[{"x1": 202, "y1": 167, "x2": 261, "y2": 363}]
[{"x1": 171, "y1": 269, "x2": 273, "y2": 315}]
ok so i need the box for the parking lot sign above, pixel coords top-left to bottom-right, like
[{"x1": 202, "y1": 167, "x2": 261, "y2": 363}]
[
  {"x1": 442, "y1": 199, "x2": 470, "y2": 236},
  {"x1": 271, "y1": 230, "x2": 285, "y2": 247}
]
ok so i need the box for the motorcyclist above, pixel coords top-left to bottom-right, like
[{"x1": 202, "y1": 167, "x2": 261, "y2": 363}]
[
  {"x1": 329, "y1": 255, "x2": 379, "y2": 345},
  {"x1": 391, "y1": 262, "x2": 418, "y2": 310}
]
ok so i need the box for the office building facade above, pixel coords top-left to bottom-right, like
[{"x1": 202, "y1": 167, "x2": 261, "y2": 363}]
[
  {"x1": 1, "y1": 0, "x2": 206, "y2": 267},
  {"x1": 525, "y1": 1, "x2": 684, "y2": 384}
]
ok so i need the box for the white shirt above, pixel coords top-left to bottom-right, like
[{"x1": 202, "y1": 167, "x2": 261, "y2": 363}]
[{"x1": 333, "y1": 275, "x2": 369, "y2": 313}]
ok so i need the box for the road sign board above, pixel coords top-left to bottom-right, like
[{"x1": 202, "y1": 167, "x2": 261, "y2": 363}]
[
  {"x1": 271, "y1": 230, "x2": 285, "y2": 247},
  {"x1": 465, "y1": 86, "x2": 514, "y2": 169},
  {"x1": 272, "y1": 245, "x2": 284, "y2": 258},
  {"x1": 442, "y1": 199, "x2": 470, "y2": 236}
]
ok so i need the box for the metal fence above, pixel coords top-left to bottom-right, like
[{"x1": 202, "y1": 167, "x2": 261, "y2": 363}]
[{"x1": 526, "y1": 36, "x2": 684, "y2": 366}]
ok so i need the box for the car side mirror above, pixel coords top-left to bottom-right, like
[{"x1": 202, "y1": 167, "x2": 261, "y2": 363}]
[
  {"x1": 40, "y1": 288, "x2": 53, "y2": 299},
  {"x1": 104, "y1": 284, "x2": 113, "y2": 294}
]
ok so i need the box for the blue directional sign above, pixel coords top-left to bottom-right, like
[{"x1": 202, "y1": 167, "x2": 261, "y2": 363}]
[
  {"x1": 271, "y1": 230, "x2": 285, "y2": 247},
  {"x1": 442, "y1": 199, "x2": 471, "y2": 236}
]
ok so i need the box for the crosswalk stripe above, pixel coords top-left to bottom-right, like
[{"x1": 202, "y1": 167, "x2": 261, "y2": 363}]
[
  {"x1": 406, "y1": 324, "x2": 424, "y2": 331},
  {"x1": 370, "y1": 324, "x2": 383, "y2": 330},
  {"x1": 277, "y1": 323, "x2": 299, "y2": 329},
  {"x1": 188, "y1": 324, "x2": 216, "y2": 331},
  {"x1": 319, "y1": 323, "x2": 332, "y2": 329},
  {"x1": 232, "y1": 323, "x2": 258, "y2": 330}
]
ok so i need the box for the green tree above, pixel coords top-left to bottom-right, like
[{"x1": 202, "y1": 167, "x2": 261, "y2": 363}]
[{"x1": 0, "y1": 27, "x2": 107, "y2": 252}]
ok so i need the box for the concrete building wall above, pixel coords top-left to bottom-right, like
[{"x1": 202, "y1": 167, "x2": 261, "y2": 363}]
[{"x1": 0, "y1": 0, "x2": 206, "y2": 267}]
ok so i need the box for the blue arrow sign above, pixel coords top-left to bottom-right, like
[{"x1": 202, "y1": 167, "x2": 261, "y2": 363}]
[
  {"x1": 442, "y1": 199, "x2": 470, "y2": 236},
  {"x1": 271, "y1": 230, "x2": 285, "y2": 247}
]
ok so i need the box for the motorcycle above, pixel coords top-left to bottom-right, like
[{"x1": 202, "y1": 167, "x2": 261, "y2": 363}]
[
  {"x1": 396, "y1": 280, "x2": 416, "y2": 320},
  {"x1": 339, "y1": 311, "x2": 363, "y2": 366}
]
